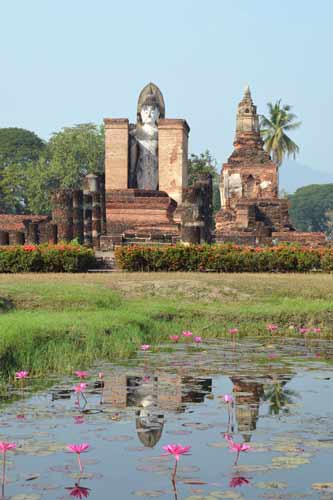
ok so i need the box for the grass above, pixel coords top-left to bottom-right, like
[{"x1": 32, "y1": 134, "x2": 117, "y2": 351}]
[{"x1": 0, "y1": 272, "x2": 332, "y2": 380}]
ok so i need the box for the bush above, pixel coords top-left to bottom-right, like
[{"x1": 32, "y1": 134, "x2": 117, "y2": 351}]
[
  {"x1": 115, "y1": 243, "x2": 332, "y2": 273},
  {"x1": 0, "y1": 244, "x2": 96, "y2": 273}
]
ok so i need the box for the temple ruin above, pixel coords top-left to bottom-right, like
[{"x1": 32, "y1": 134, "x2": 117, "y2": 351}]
[{"x1": 0, "y1": 83, "x2": 326, "y2": 248}]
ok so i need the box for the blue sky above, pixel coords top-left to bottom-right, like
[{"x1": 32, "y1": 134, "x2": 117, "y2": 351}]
[{"x1": 1, "y1": 0, "x2": 332, "y2": 175}]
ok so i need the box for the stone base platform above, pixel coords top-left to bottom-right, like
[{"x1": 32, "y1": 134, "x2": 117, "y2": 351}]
[{"x1": 103, "y1": 189, "x2": 180, "y2": 248}]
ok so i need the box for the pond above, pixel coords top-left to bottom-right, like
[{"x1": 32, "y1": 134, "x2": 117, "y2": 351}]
[{"x1": 1, "y1": 337, "x2": 333, "y2": 499}]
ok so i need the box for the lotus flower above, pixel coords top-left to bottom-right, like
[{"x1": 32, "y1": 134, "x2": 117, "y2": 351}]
[
  {"x1": 299, "y1": 327, "x2": 310, "y2": 334},
  {"x1": 0, "y1": 441, "x2": 16, "y2": 492},
  {"x1": 229, "y1": 476, "x2": 250, "y2": 487},
  {"x1": 73, "y1": 383, "x2": 87, "y2": 393},
  {"x1": 15, "y1": 371, "x2": 28, "y2": 379},
  {"x1": 228, "y1": 328, "x2": 238, "y2": 335},
  {"x1": 140, "y1": 344, "x2": 150, "y2": 351},
  {"x1": 162, "y1": 443, "x2": 191, "y2": 481},
  {"x1": 267, "y1": 324, "x2": 278, "y2": 332},
  {"x1": 193, "y1": 336, "x2": 202, "y2": 344},
  {"x1": 169, "y1": 335, "x2": 180, "y2": 342},
  {"x1": 98, "y1": 372, "x2": 104, "y2": 379},
  {"x1": 65, "y1": 483, "x2": 91, "y2": 498},
  {"x1": 223, "y1": 394, "x2": 233, "y2": 403},
  {"x1": 224, "y1": 434, "x2": 250, "y2": 465},
  {"x1": 182, "y1": 331, "x2": 193, "y2": 337},
  {"x1": 67, "y1": 443, "x2": 90, "y2": 473},
  {"x1": 312, "y1": 328, "x2": 321, "y2": 334},
  {"x1": 74, "y1": 371, "x2": 89, "y2": 379}
]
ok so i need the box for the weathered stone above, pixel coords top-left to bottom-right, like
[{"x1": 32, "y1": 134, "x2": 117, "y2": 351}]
[
  {"x1": 0, "y1": 231, "x2": 9, "y2": 245},
  {"x1": 52, "y1": 190, "x2": 73, "y2": 242}
]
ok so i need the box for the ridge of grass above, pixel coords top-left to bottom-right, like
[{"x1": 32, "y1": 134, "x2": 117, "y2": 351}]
[{"x1": 0, "y1": 273, "x2": 331, "y2": 380}]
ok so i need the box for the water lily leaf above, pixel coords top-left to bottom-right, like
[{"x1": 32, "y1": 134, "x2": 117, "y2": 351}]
[
  {"x1": 255, "y1": 481, "x2": 288, "y2": 489},
  {"x1": 312, "y1": 483, "x2": 333, "y2": 491},
  {"x1": 11, "y1": 495, "x2": 41, "y2": 500},
  {"x1": 133, "y1": 490, "x2": 167, "y2": 497}
]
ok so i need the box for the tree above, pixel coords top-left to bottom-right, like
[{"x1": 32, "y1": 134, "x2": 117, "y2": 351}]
[
  {"x1": 260, "y1": 101, "x2": 301, "y2": 168},
  {"x1": 0, "y1": 128, "x2": 46, "y2": 213},
  {"x1": 187, "y1": 150, "x2": 221, "y2": 213},
  {"x1": 47, "y1": 123, "x2": 104, "y2": 189},
  {"x1": 288, "y1": 184, "x2": 333, "y2": 233},
  {"x1": 23, "y1": 123, "x2": 105, "y2": 214}
]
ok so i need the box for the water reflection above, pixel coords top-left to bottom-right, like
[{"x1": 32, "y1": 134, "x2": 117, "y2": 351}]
[
  {"x1": 104, "y1": 373, "x2": 212, "y2": 447},
  {"x1": 230, "y1": 377, "x2": 264, "y2": 441},
  {"x1": 65, "y1": 481, "x2": 91, "y2": 498},
  {"x1": 263, "y1": 375, "x2": 299, "y2": 415}
]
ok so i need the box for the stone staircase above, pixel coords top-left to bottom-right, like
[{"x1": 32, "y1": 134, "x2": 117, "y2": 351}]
[{"x1": 88, "y1": 251, "x2": 119, "y2": 272}]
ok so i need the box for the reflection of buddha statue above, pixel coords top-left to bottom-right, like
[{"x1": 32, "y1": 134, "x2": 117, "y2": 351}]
[
  {"x1": 129, "y1": 83, "x2": 165, "y2": 190},
  {"x1": 231, "y1": 377, "x2": 264, "y2": 441},
  {"x1": 136, "y1": 410, "x2": 164, "y2": 448}
]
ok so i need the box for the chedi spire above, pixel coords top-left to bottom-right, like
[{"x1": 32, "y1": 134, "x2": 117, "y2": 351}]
[{"x1": 235, "y1": 84, "x2": 260, "y2": 137}]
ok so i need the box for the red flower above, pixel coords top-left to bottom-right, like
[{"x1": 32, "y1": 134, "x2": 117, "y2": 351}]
[{"x1": 65, "y1": 484, "x2": 91, "y2": 498}]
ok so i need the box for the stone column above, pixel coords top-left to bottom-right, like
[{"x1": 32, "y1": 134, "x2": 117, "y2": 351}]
[
  {"x1": 46, "y1": 223, "x2": 58, "y2": 244},
  {"x1": 0, "y1": 231, "x2": 9, "y2": 245},
  {"x1": 52, "y1": 190, "x2": 73, "y2": 242},
  {"x1": 158, "y1": 119, "x2": 190, "y2": 205},
  {"x1": 104, "y1": 118, "x2": 129, "y2": 191},
  {"x1": 26, "y1": 222, "x2": 39, "y2": 244},
  {"x1": 83, "y1": 194, "x2": 93, "y2": 246},
  {"x1": 9, "y1": 231, "x2": 25, "y2": 245},
  {"x1": 72, "y1": 190, "x2": 84, "y2": 244},
  {"x1": 92, "y1": 192, "x2": 101, "y2": 249}
]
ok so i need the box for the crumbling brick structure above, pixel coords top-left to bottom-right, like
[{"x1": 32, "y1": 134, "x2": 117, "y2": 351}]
[{"x1": 215, "y1": 86, "x2": 326, "y2": 246}]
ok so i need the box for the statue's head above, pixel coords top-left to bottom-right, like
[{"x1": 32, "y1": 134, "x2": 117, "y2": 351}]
[
  {"x1": 137, "y1": 83, "x2": 165, "y2": 125},
  {"x1": 140, "y1": 92, "x2": 160, "y2": 126}
]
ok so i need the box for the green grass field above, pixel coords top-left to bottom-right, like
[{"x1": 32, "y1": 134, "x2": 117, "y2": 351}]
[{"x1": 0, "y1": 272, "x2": 332, "y2": 380}]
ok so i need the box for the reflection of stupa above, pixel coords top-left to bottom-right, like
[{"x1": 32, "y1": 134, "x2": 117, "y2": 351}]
[{"x1": 231, "y1": 377, "x2": 264, "y2": 441}]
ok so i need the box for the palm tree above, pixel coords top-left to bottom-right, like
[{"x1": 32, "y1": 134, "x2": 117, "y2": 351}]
[{"x1": 260, "y1": 100, "x2": 301, "y2": 168}]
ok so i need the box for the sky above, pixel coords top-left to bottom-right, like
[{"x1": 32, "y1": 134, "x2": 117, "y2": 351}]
[{"x1": 1, "y1": 0, "x2": 332, "y2": 175}]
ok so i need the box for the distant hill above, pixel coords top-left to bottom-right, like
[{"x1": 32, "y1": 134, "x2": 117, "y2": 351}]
[{"x1": 279, "y1": 161, "x2": 333, "y2": 194}]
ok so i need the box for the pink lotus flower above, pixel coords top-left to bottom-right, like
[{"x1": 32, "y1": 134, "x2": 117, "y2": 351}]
[
  {"x1": 267, "y1": 324, "x2": 278, "y2": 332},
  {"x1": 228, "y1": 328, "x2": 238, "y2": 335},
  {"x1": 223, "y1": 394, "x2": 233, "y2": 403},
  {"x1": 0, "y1": 442, "x2": 16, "y2": 453},
  {"x1": 98, "y1": 372, "x2": 104, "y2": 379},
  {"x1": 67, "y1": 443, "x2": 90, "y2": 473},
  {"x1": 65, "y1": 483, "x2": 91, "y2": 498},
  {"x1": 182, "y1": 331, "x2": 193, "y2": 337},
  {"x1": 162, "y1": 444, "x2": 191, "y2": 461},
  {"x1": 73, "y1": 383, "x2": 87, "y2": 393},
  {"x1": 15, "y1": 371, "x2": 28, "y2": 379},
  {"x1": 312, "y1": 328, "x2": 321, "y2": 333},
  {"x1": 74, "y1": 371, "x2": 89, "y2": 379},
  {"x1": 299, "y1": 327, "x2": 310, "y2": 334},
  {"x1": 0, "y1": 441, "x2": 16, "y2": 490},
  {"x1": 229, "y1": 476, "x2": 250, "y2": 488},
  {"x1": 74, "y1": 416, "x2": 85, "y2": 425},
  {"x1": 162, "y1": 443, "x2": 191, "y2": 481},
  {"x1": 224, "y1": 434, "x2": 250, "y2": 465},
  {"x1": 170, "y1": 335, "x2": 180, "y2": 342},
  {"x1": 194, "y1": 336, "x2": 202, "y2": 343},
  {"x1": 140, "y1": 344, "x2": 150, "y2": 351}
]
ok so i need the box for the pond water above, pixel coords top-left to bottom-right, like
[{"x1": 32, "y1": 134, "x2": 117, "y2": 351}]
[{"x1": 1, "y1": 337, "x2": 333, "y2": 499}]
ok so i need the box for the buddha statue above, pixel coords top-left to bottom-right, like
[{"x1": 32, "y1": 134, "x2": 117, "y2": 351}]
[{"x1": 129, "y1": 83, "x2": 165, "y2": 190}]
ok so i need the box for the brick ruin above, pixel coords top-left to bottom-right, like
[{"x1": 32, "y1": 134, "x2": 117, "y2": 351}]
[
  {"x1": 215, "y1": 86, "x2": 326, "y2": 246},
  {"x1": 0, "y1": 84, "x2": 326, "y2": 249}
]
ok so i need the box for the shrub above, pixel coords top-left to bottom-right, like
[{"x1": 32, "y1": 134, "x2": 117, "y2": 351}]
[
  {"x1": 115, "y1": 244, "x2": 332, "y2": 273},
  {"x1": 0, "y1": 244, "x2": 96, "y2": 273}
]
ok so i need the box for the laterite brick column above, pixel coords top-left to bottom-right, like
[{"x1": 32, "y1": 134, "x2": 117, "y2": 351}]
[
  {"x1": 72, "y1": 190, "x2": 84, "y2": 244},
  {"x1": 26, "y1": 222, "x2": 39, "y2": 244},
  {"x1": 83, "y1": 194, "x2": 93, "y2": 247},
  {"x1": 158, "y1": 119, "x2": 189, "y2": 205},
  {"x1": 9, "y1": 231, "x2": 25, "y2": 245},
  {"x1": 0, "y1": 231, "x2": 9, "y2": 245},
  {"x1": 104, "y1": 119, "x2": 129, "y2": 191},
  {"x1": 52, "y1": 190, "x2": 73, "y2": 242},
  {"x1": 92, "y1": 192, "x2": 101, "y2": 249}
]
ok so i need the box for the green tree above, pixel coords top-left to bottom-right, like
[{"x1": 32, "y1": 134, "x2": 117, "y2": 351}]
[
  {"x1": 260, "y1": 101, "x2": 301, "y2": 168},
  {"x1": 0, "y1": 128, "x2": 46, "y2": 213},
  {"x1": 24, "y1": 123, "x2": 105, "y2": 214},
  {"x1": 47, "y1": 123, "x2": 104, "y2": 188},
  {"x1": 188, "y1": 150, "x2": 221, "y2": 213},
  {"x1": 289, "y1": 184, "x2": 333, "y2": 233}
]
